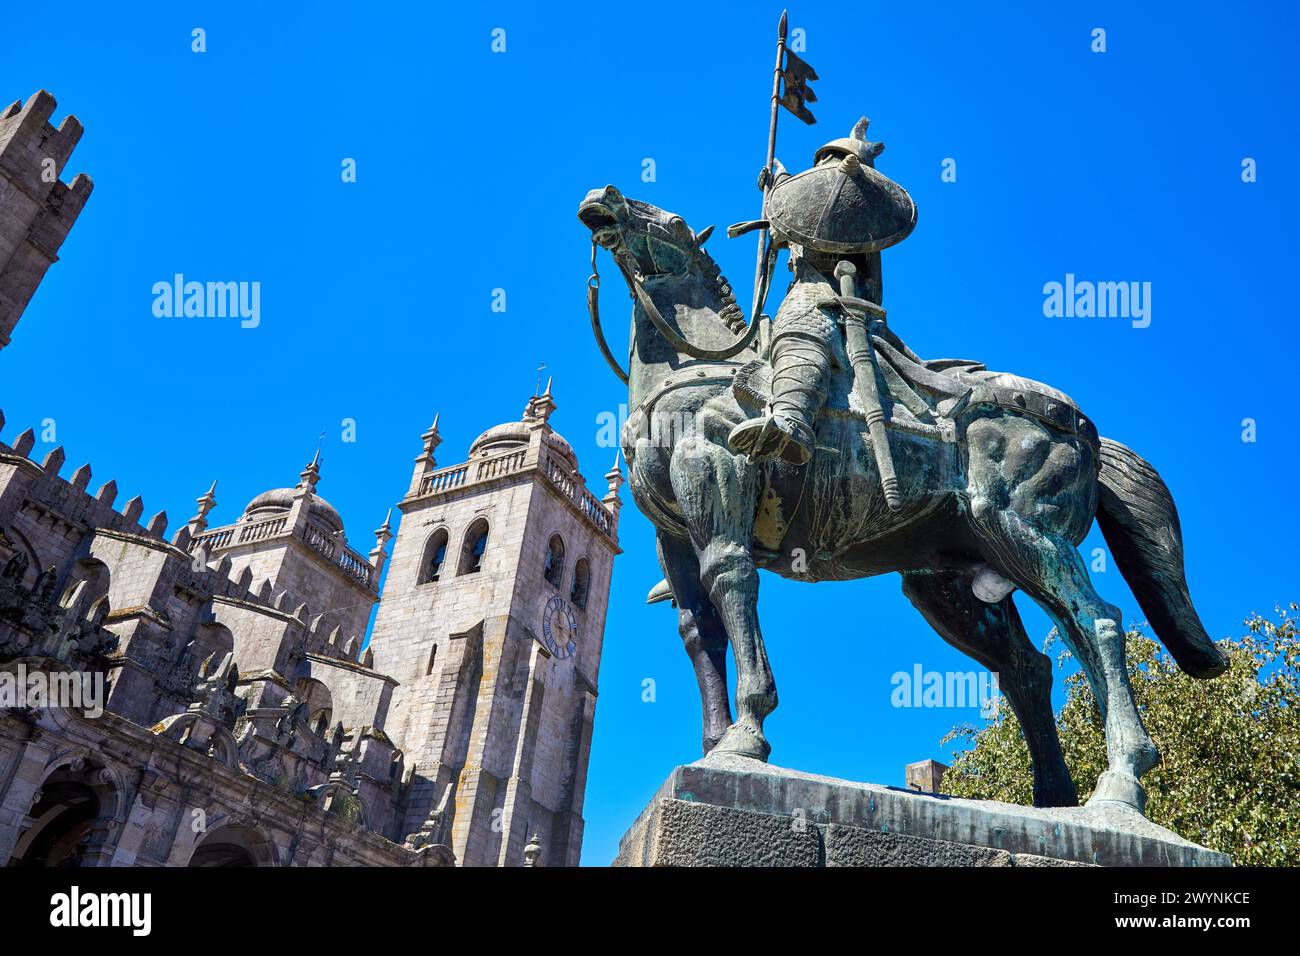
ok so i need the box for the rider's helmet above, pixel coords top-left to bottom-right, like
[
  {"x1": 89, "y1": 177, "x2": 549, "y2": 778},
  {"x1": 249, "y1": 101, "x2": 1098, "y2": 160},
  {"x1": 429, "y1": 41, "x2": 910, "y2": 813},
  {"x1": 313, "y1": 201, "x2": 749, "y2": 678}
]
[{"x1": 765, "y1": 116, "x2": 917, "y2": 255}]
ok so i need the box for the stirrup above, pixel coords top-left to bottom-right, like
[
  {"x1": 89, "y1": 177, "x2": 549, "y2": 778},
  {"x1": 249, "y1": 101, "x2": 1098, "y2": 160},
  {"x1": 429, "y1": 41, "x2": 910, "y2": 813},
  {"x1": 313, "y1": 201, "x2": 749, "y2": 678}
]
[{"x1": 727, "y1": 415, "x2": 813, "y2": 465}]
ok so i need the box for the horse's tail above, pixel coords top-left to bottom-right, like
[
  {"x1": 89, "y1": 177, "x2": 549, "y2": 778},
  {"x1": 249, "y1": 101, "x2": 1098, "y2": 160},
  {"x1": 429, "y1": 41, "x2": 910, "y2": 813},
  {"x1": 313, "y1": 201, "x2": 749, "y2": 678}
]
[{"x1": 1095, "y1": 437, "x2": 1228, "y2": 678}]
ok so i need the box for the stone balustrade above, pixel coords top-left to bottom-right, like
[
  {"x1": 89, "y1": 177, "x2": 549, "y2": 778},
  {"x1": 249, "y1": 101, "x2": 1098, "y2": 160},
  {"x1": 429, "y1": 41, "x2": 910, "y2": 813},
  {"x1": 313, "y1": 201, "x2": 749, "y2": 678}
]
[
  {"x1": 238, "y1": 515, "x2": 286, "y2": 543},
  {"x1": 190, "y1": 515, "x2": 376, "y2": 591},
  {"x1": 412, "y1": 447, "x2": 616, "y2": 541}
]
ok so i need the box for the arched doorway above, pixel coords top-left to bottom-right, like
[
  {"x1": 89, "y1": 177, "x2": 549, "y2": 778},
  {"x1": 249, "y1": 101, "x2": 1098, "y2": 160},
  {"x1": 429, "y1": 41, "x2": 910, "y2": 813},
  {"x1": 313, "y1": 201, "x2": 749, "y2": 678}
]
[
  {"x1": 9, "y1": 781, "x2": 100, "y2": 867},
  {"x1": 187, "y1": 824, "x2": 274, "y2": 867}
]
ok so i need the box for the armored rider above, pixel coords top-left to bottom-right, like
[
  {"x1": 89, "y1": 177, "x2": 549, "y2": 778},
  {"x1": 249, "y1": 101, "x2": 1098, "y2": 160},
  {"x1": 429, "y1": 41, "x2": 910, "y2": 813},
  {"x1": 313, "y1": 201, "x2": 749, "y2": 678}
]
[{"x1": 726, "y1": 117, "x2": 917, "y2": 465}]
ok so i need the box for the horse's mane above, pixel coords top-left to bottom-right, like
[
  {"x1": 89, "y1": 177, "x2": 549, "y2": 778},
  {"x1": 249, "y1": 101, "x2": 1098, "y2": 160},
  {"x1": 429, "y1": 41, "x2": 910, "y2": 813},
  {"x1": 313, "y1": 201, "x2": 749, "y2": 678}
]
[
  {"x1": 625, "y1": 195, "x2": 749, "y2": 332},
  {"x1": 691, "y1": 244, "x2": 747, "y2": 332}
]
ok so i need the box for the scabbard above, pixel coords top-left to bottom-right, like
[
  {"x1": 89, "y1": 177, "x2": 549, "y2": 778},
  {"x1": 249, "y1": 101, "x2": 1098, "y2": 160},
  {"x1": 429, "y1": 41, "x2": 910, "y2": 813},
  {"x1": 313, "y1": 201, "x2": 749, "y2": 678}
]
[{"x1": 841, "y1": 311, "x2": 902, "y2": 510}]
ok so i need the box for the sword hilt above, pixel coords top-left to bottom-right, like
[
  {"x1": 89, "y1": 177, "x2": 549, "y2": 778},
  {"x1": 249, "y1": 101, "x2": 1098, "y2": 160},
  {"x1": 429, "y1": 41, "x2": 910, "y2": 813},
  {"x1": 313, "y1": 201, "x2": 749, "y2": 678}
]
[{"x1": 835, "y1": 259, "x2": 858, "y2": 299}]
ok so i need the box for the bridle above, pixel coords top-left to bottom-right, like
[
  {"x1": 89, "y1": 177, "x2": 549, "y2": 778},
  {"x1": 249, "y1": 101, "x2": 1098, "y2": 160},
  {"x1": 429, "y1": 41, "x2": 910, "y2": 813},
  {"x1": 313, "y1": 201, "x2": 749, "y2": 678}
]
[
  {"x1": 586, "y1": 236, "x2": 768, "y2": 383},
  {"x1": 586, "y1": 242, "x2": 630, "y2": 385}
]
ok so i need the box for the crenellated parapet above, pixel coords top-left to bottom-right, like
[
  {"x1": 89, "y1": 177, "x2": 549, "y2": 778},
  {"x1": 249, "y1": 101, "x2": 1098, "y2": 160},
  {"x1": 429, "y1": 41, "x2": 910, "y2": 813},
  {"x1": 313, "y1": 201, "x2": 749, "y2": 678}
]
[
  {"x1": 0, "y1": 410, "x2": 391, "y2": 733},
  {"x1": 0, "y1": 414, "x2": 410, "y2": 846},
  {"x1": 0, "y1": 91, "x2": 93, "y2": 351},
  {"x1": 0, "y1": 412, "x2": 173, "y2": 555}
]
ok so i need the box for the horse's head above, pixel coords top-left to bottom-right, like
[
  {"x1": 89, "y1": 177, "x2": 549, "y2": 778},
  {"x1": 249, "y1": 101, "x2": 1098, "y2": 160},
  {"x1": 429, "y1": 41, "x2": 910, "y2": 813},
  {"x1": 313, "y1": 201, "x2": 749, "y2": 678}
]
[
  {"x1": 578, "y1": 186, "x2": 745, "y2": 343},
  {"x1": 578, "y1": 185, "x2": 717, "y2": 281}
]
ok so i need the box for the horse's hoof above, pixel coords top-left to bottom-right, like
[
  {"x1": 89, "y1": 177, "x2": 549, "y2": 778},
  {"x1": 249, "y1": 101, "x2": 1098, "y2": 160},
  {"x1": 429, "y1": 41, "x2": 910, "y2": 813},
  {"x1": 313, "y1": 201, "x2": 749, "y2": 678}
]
[
  {"x1": 709, "y1": 723, "x2": 771, "y2": 762},
  {"x1": 1032, "y1": 785, "x2": 1080, "y2": 809},
  {"x1": 1086, "y1": 770, "x2": 1147, "y2": 814},
  {"x1": 1032, "y1": 769, "x2": 1080, "y2": 808}
]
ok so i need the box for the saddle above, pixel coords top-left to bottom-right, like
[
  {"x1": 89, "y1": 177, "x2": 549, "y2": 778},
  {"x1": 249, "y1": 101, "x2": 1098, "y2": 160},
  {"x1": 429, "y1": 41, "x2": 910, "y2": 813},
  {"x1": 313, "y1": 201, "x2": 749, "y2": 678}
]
[{"x1": 733, "y1": 326, "x2": 1100, "y2": 451}]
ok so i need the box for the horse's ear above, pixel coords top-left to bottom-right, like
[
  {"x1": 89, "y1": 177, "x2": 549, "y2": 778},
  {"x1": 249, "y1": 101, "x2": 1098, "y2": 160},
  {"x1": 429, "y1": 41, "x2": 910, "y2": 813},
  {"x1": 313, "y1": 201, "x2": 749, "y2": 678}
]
[{"x1": 694, "y1": 224, "x2": 714, "y2": 247}]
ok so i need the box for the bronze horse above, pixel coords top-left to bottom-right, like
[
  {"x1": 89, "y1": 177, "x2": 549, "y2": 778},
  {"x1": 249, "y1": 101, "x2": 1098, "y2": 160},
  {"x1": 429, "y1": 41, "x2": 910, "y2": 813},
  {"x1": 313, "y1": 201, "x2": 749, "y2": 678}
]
[{"x1": 578, "y1": 185, "x2": 1226, "y2": 811}]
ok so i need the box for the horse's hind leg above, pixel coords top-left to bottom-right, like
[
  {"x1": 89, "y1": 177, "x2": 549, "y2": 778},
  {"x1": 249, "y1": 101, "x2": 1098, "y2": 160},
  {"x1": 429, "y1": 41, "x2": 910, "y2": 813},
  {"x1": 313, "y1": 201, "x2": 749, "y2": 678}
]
[
  {"x1": 657, "y1": 532, "x2": 733, "y2": 754},
  {"x1": 901, "y1": 570, "x2": 1077, "y2": 807},
  {"x1": 670, "y1": 434, "x2": 775, "y2": 761},
  {"x1": 971, "y1": 505, "x2": 1158, "y2": 811}
]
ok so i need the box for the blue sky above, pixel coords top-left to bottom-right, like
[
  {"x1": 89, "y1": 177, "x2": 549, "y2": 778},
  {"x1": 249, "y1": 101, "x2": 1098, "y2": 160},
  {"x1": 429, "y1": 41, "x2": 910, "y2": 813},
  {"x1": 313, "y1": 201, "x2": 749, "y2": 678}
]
[{"x1": 2, "y1": 2, "x2": 1296, "y2": 865}]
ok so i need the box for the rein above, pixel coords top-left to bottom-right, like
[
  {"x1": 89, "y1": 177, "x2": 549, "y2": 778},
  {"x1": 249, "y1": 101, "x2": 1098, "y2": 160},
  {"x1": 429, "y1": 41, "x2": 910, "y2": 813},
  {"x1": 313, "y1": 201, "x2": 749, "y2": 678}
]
[
  {"x1": 587, "y1": 241, "x2": 763, "y2": 378},
  {"x1": 587, "y1": 243, "x2": 630, "y2": 385}
]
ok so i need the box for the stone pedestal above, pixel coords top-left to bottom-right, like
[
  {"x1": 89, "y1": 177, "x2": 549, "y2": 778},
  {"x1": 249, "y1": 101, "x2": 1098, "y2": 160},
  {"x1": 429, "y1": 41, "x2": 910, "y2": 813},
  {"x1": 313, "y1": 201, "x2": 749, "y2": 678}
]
[{"x1": 614, "y1": 753, "x2": 1229, "y2": 867}]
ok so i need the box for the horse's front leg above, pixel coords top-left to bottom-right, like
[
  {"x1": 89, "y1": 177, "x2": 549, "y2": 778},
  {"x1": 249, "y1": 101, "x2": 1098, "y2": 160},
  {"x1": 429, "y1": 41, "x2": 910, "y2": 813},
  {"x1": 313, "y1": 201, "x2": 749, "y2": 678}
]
[{"x1": 669, "y1": 433, "x2": 775, "y2": 761}]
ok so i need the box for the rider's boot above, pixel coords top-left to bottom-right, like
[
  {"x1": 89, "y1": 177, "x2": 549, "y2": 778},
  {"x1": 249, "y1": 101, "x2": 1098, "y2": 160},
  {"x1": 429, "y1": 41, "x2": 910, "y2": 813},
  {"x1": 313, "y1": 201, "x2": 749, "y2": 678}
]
[{"x1": 727, "y1": 331, "x2": 831, "y2": 465}]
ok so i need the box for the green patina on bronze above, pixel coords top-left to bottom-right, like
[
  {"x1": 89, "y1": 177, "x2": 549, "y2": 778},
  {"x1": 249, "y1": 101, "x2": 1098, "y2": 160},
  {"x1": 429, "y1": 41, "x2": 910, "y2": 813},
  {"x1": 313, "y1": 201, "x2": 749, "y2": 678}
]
[{"x1": 577, "y1": 104, "x2": 1226, "y2": 816}]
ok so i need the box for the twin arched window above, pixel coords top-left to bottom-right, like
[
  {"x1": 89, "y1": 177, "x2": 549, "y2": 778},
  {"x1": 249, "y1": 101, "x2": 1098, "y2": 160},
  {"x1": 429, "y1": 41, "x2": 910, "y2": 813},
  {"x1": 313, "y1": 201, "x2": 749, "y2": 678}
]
[
  {"x1": 417, "y1": 523, "x2": 589, "y2": 605},
  {"x1": 542, "y1": 535, "x2": 590, "y2": 609},
  {"x1": 544, "y1": 535, "x2": 565, "y2": 587},
  {"x1": 419, "y1": 519, "x2": 490, "y2": 583}
]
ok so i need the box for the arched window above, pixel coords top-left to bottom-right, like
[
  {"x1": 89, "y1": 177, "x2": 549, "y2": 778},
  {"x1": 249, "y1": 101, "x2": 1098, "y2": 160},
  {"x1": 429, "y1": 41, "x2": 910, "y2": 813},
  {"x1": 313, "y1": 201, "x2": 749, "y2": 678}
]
[
  {"x1": 191, "y1": 622, "x2": 234, "y2": 670},
  {"x1": 294, "y1": 677, "x2": 333, "y2": 737},
  {"x1": 544, "y1": 534, "x2": 565, "y2": 587},
  {"x1": 58, "y1": 558, "x2": 111, "y2": 609},
  {"x1": 571, "y1": 558, "x2": 590, "y2": 609},
  {"x1": 419, "y1": 528, "x2": 450, "y2": 584},
  {"x1": 460, "y1": 519, "x2": 489, "y2": 574}
]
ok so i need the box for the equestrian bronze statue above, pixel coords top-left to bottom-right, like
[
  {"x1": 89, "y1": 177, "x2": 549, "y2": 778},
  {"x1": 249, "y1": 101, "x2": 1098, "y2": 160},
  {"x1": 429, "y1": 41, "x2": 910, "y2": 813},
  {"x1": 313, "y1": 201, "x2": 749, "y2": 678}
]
[{"x1": 578, "y1": 27, "x2": 1226, "y2": 814}]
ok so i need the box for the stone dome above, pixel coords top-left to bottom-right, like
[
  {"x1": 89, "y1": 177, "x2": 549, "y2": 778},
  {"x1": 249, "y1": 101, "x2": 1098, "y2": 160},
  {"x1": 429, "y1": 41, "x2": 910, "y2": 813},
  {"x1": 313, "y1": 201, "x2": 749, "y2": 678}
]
[
  {"x1": 243, "y1": 488, "x2": 344, "y2": 533},
  {"x1": 467, "y1": 413, "x2": 578, "y2": 471},
  {"x1": 545, "y1": 429, "x2": 577, "y2": 469},
  {"x1": 468, "y1": 421, "x2": 530, "y2": 457}
]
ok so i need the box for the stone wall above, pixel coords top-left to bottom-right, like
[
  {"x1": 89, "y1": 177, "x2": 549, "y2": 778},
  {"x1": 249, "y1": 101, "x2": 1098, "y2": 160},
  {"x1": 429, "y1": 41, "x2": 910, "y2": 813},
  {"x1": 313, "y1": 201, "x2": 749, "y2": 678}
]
[
  {"x1": 0, "y1": 409, "x2": 430, "y2": 865},
  {"x1": 0, "y1": 707, "x2": 442, "y2": 867}
]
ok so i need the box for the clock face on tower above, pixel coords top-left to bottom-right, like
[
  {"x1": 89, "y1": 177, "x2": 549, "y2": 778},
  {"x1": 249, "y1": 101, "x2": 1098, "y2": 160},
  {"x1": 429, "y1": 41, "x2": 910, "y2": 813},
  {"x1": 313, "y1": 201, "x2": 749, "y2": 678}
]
[{"x1": 541, "y1": 595, "x2": 578, "y2": 659}]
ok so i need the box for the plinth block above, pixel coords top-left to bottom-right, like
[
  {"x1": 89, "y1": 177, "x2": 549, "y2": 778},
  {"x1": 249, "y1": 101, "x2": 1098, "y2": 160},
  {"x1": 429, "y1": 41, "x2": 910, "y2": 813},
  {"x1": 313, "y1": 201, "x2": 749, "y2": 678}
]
[{"x1": 614, "y1": 753, "x2": 1229, "y2": 867}]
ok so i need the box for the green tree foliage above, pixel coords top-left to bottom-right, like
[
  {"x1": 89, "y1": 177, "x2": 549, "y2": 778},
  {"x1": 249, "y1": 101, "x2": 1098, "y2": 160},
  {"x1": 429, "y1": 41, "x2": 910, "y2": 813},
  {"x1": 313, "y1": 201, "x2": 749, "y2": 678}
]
[{"x1": 941, "y1": 604, "x2": 1300, "y2": 865}]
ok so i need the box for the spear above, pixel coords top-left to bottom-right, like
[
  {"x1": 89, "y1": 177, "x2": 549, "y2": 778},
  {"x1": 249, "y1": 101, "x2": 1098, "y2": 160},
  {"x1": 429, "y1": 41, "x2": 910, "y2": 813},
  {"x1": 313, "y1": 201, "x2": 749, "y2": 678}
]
[
  {"x1": 749, "y1": 10, "x2": 818, "y2": 325},
  {"x1": 749, "y1": 10, "x2": 789, "y2": 326}
]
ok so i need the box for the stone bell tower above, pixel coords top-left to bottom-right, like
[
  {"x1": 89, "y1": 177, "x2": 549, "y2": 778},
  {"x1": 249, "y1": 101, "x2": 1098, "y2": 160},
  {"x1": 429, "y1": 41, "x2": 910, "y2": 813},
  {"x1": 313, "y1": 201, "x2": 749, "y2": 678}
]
[
  {"x1": 367, "y1": 382, "x2": 623, "y2": 866},
  {"x1": 0, "y1": 91, "x2": 94, "y2": 352}
]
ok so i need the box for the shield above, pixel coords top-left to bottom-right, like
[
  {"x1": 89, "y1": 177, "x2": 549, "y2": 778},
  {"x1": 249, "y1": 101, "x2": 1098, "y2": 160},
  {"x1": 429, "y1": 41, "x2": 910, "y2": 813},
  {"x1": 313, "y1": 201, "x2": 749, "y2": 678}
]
[{"x1": 765, "y1": 154, "x2": 917, "y2": 255}]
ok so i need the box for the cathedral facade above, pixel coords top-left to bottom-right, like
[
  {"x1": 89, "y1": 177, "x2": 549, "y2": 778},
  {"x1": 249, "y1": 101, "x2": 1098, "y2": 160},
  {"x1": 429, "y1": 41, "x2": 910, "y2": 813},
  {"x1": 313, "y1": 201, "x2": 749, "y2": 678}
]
[{"x1": 0, "y1": 91, "x2": 622, "y2": 867}]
